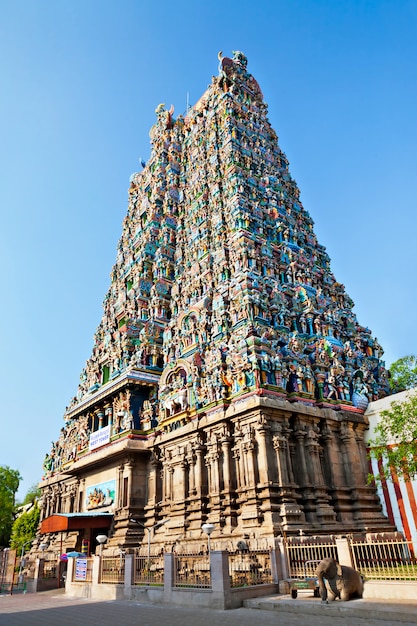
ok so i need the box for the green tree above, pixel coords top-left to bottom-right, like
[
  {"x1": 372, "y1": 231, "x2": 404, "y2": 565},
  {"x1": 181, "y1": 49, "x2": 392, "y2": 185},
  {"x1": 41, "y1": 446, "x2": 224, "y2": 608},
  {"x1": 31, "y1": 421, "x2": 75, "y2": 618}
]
[
  {"x1": 0, "y1": 466, "x2": 22, "y2": 547},
  {"x1": 389, "y1": 355, "x2": 417, "y2": 391},
  {"x1": 10, "y1": 504, "x2": 40, "y2": 554},
  {"x1": 20, "y1": 483, "x2": 41, "y2": 506},
  {"x1": 368, "y1": 390, "x2": 417, "y2": 481}
]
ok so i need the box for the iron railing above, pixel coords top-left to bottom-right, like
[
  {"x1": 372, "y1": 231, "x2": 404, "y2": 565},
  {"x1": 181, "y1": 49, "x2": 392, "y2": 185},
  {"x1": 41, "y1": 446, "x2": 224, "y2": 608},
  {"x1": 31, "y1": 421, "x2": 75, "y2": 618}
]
[
  {"x1": 63, "y1": 537, "x2": 417, "y2": 588},
  {"x1": 100, "y1": 556, "x2": 125, "y2": 583},
  {"x1": 350, "y1": 537, "x2": 417, "y2": 581},
  {"x1": 133, "y1": 554, "x2": 164, "y2": 586},
  {"x1": 285, "y1": 538, "x2": 337, "y2": 579},
  {"x1": 42, "y1": 559, "x2": 58, "y2": 580},
  {"x1": 71, "y1": 557, "x2": 93, "y2": 582},
  {"x1": 0, "y1": 550, "x2": 16, "y2": 593},
  {"x1": 229, "y1": 549, "x2": 273, "y2": 588},
  {"x1": 174, "y1": 552, "x2": 211, "y2": 589}
]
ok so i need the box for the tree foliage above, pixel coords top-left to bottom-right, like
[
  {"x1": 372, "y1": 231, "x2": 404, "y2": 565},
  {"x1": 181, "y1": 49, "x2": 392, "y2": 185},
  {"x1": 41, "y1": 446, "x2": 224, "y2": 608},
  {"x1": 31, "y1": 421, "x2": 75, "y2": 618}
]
[
  {"x1": 10, "y1": 504, "x2": 40, "y2": 554},
  {"x1": 368, "y1": 390, "x2": 417, "y2": 481},
  {"x1": 389, "y1": 355, "x2": 417, "y2": 391},
  {"x1": 21, "y1": 483, "x2": 41, "y2": 506},
  {"x1": 0, "y1": 465, "x2": 22, "y2": 547}
]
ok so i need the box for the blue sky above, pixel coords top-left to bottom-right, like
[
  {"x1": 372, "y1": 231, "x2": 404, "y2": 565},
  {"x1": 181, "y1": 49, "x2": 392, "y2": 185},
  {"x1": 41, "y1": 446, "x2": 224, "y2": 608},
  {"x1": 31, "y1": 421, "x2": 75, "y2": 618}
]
[{"x1": 1, "y1": 0, "x2": 416, "y2": 500}]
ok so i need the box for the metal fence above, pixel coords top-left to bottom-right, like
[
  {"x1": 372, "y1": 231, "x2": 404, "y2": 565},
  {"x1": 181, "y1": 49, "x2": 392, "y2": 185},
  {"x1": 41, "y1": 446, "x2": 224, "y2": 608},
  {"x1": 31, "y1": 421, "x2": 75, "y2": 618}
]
[
  {"x1": 100, "y1": 556, "x2": 125, "y2": 584},
  {"x1": 0, "y1": 550, "x2": 16, "y2": 593},
  {"x1": 350, "y1": 537, "x2": 417, "y2": 581},
  {"x1": 285, "y1": 538, "x2": 338, "y2": 578},
  {"x1": 228, "y1": 549, "x2": 273, "y2": 588},
  {"x1": 71, "y1": 557, "x2": 93, "y2": 583},
  {"x1": 133, "y1": 554, "x2": 165, "y2": 586},
  {"x1": 42, "y1": 558, "x2": 58, "y2": 580},
  {"x1": 174, "y1": 553, "x2": 211, "y2": 589},
  {"x1": 63, "y1": 536, "x2": 417, "y2": 591}
]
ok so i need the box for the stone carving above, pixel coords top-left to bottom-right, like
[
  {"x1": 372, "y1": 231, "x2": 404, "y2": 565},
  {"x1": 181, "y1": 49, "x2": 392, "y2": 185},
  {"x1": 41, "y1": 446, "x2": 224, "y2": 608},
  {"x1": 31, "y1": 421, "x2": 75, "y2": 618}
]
[
  {"x1": 163, "y1": 388, "x2": 188, "y2": 417},
  {"x1": 42, "y1": 50, "x2": 390, "y2": 482},
  {"x1": 315, "y1": 558, "x2": 364, "y2": 602}
]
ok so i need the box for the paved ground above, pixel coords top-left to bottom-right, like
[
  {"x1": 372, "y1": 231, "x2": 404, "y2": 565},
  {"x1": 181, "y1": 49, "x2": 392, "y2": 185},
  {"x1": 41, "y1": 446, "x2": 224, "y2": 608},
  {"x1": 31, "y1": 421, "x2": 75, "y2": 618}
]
[
  {"x1": 244, "y1": 592, "x2": 417, "y2": 625},
  {"x1": 0, "y1": 589, "x2": 417, "y2": 626}
]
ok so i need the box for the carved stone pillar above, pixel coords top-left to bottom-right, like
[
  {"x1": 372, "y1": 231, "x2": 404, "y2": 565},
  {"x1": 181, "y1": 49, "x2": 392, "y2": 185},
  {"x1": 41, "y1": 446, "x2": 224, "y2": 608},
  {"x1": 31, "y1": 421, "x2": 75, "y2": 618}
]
[
  {"x1": 38, "y1": 491, "x2": 46, "y2": 522},
  {"x1": 178, "y1": 458, "x2": 188, "y2": 502},
  {"x1": 244, "y1": 425, "x2": 258, "y2": 488},
  {"x1": 220, "y1": 432, "x2": 232, "y2": 491},
  {"x1": 255, "y1": 414, "x2": 270, "y2": 485},
  {"x1": 304, "y1": 423, "x2": 337, "y2": 526},
  {"x1": 50, "y1": 487, "x2": 57, "y2": 515},
  {"x1": 204, "y1": 452, "x2": 211, "y2": 496},
  {"x1": 339, "y1": 421, "x2": 363, "y2": 487},
  {"x1": 66, "y1": 483, "x2": 76, "y2": 513},
  {"x1": 354, "y1": 423, "x2": 372, "y2": 483},
  {"x1": 232, "y1": 422, "x2": 244, "y2": 490},
  {"x1": 293, "y1": 419, "x2": 318, "y2": 525},
  {"x1": 281, "y1": 423, "x2": 295, "y2": 486},
  {"x1": 78, "y1": 478, "x2": 85, "y2": 513},
  {"x1": 320, "y1": 419, "x2": 357, "y2": 524},
  {"x1": 304, "y1": 424, "x2": 325, "y2": 487},
  {"x1": 124, "y1": 458, "x2": 134, "y2": 508},
  {"x1": 44, "y1": 487, "x2": 52, "y2": 519},
  {"x1": 207, "y1": 433, "x2": 220, "y2": 496},
  {"x1": 97, "y1": 410, "x2": 104, "y2": 430},
  {"x1": 321, "y1": 421, "x2": 346, "y2": 488},
  {"x1": 232, "y1": 446, "x2": 243, "y2": 490},
  {"x1": 186, "y1": 448, "x2": 196, "y2": 496},
  {"x1": 148, "y1": 452, "x2": 161, "y2": 506},
  {"x1": 105, "y1": 405, "x2": 113, "y2": 430},
  {"x1": 271, "y1": 419, "x2": 305, "y2": 528},
  {"x1": 167, "y1": 465, "x2": 174, "y2": 501},
  {"x1": 160, "y1": 467, "x2": 166, "y2": 502},
  {"x1": 194, "y1": 438, "x2": 205, "y2": 497},
  {"x1": 294, "y1": 421, "x2": 309, "y2": 487},
  {"x1": 116, "y1": 463, "x2": 124, "y2": 509},
  {"x1": 272, "y1": 430, "x2": 289, "y2": 486},
  {"x1": 160, "y1": 448, "x2": 170, "y2": 502}
]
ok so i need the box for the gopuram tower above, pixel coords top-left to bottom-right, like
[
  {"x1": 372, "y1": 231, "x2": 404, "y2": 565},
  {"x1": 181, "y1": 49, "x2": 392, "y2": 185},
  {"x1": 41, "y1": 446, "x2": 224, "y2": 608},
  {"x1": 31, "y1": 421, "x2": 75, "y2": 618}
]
[{"x1": 38, "y1": 52, "x2": 392, "y2": 556}]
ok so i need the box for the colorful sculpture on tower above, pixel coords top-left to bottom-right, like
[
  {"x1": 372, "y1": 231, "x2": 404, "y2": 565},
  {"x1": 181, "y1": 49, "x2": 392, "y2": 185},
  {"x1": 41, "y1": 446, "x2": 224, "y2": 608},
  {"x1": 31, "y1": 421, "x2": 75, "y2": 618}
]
[{"x1": 39, "y1": 53, "x2": 391, "y2": 549}]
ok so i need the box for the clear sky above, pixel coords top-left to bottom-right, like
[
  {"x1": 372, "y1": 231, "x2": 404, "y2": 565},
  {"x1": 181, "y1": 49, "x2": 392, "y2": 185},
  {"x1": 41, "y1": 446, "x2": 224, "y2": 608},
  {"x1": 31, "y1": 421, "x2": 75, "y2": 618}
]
[{"x1": 1, "y1": 0, "x2": 416, "y2": 501}]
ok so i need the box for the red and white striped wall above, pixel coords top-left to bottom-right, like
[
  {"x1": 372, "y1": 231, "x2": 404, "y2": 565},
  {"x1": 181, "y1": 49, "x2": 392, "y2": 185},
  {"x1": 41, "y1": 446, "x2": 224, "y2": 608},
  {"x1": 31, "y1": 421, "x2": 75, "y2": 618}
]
[{"x1": 365, "y1": 391, "x2": 417, "y2": 544}]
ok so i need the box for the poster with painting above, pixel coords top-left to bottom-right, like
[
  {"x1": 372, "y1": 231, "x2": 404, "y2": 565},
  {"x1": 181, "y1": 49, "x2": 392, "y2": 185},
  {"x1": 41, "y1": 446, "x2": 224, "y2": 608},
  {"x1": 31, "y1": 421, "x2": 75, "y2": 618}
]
[{"x1": 86, "y1": 479, "x2": 116, "y2": 510}]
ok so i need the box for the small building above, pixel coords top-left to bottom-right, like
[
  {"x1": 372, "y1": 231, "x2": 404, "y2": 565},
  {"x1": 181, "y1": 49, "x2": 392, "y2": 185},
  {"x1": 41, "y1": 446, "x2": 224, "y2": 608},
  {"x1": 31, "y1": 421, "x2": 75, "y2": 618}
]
[{"x1": 365, "y1": 390, "x2": 417, "y2": 543}]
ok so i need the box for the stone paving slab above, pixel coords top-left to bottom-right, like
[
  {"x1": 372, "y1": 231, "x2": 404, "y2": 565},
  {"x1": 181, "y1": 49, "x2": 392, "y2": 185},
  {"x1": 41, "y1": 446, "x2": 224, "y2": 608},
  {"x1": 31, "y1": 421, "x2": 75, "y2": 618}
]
[
  {"x1": 0, "y1": 590, "x2": 416, "y2": 626},
  {"x1": 243, "y1": 592, "x2": 417, "y2": 624}
]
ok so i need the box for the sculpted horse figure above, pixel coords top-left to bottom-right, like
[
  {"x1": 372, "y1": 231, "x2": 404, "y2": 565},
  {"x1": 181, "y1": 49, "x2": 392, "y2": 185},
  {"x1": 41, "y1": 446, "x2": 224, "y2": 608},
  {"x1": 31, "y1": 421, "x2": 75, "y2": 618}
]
[{"x1": 164, "y1": 388, "x2": 188, "y2": 417}]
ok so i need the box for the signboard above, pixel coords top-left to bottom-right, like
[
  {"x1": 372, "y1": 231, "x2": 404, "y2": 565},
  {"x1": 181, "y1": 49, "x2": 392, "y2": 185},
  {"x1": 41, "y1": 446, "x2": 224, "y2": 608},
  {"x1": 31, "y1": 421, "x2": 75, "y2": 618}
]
[
  {"x1": 89, "y1": 425, "x2": 111, "y2": 451},
  {"x1": 74, "y1": 557, "x2": 88, "y2": 581}
]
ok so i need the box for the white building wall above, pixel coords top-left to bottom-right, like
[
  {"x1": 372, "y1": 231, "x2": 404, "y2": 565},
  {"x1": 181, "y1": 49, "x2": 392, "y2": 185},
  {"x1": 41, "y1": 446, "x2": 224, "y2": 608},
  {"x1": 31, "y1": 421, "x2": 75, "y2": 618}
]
[{"x1": 365, "y1": 391, "x2": 417, "y2": 544}]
